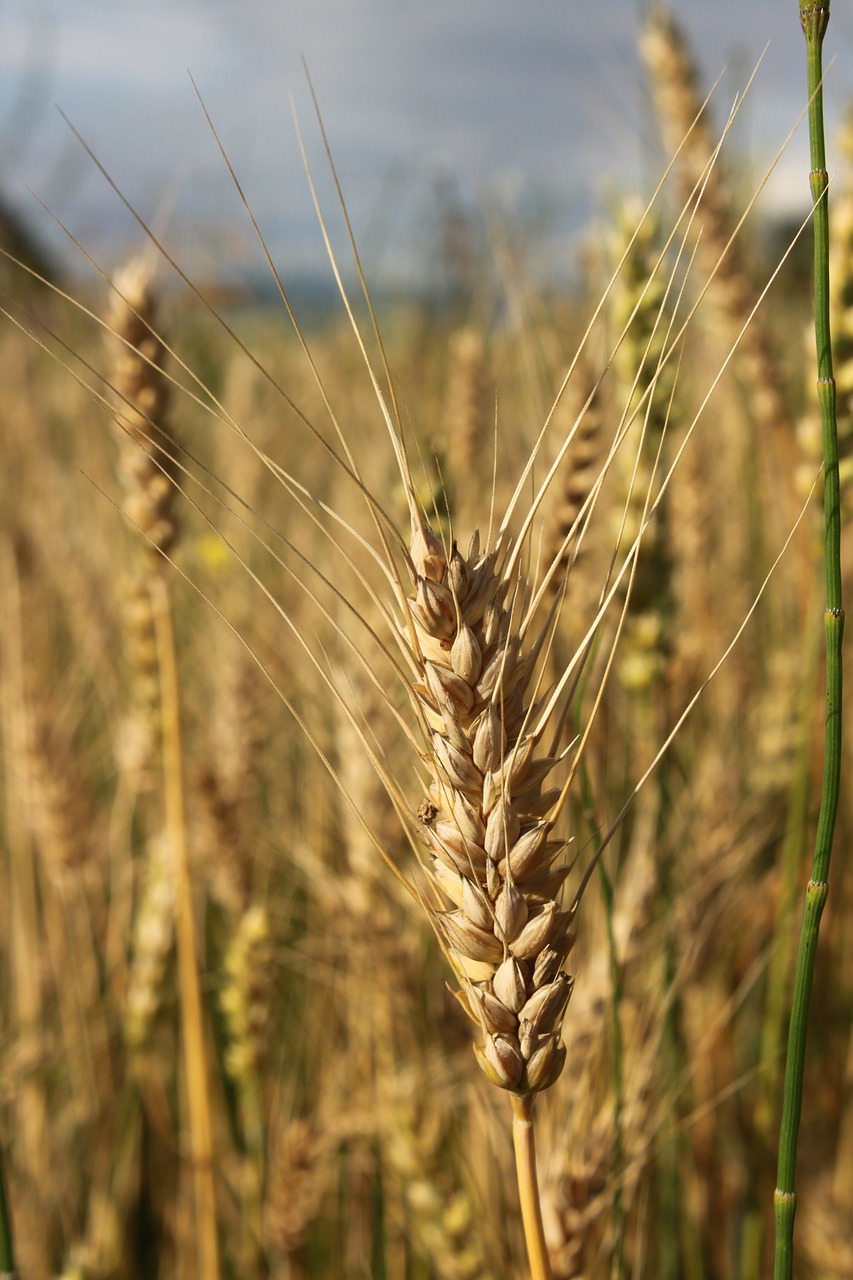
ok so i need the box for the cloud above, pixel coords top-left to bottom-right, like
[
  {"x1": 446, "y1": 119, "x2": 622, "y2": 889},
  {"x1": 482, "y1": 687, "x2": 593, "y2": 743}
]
[{"x1": 1, "y1": 0, "x2": 846, "y2": 279}]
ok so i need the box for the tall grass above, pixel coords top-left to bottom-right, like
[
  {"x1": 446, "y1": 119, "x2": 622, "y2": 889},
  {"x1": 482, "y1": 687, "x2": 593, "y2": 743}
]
[{"x1": 0, "y1": 8, "x2": 850, "y2": 1278}]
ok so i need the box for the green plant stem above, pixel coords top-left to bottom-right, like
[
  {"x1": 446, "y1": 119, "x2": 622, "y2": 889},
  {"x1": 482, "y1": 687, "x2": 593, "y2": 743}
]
[
  {"x1": 511, "y1": 1095, "x2": 553, "y2": 1280},
  {"x1": 579, "y1": 759, "x2": 626, "y2": 1280},
  {"x1": 758, "y1": 608, "x2": 821, "y2": 1142},
  {"x1": 0, "y1": 1140, "x2": 15, "y2": 1277},
  {"x1": 774, "y1": 4, "x2": 845, "y2": 1277},
  {"x1": 239, "y1": 1081, "x2": 266, "y2": 1274},
  {"x1": 598, "y1": 855, "x2": 627, "y2": 1280},
  {"x1": 744, "y1": 611, "x2": 818, "y2": 1278}
]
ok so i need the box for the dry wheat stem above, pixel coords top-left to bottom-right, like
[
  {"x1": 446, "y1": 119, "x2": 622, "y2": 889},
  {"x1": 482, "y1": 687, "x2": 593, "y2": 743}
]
[
  {"x1": 512, "y1": 1096, "x2": 553, "y2": 1280},
  {"x1": 149, "y1": 576, "x2": 220, "y2": 1279}
]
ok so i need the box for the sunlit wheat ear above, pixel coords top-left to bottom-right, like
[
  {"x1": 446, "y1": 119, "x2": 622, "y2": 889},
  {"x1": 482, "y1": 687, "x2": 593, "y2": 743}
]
[
  {"x1": 108, "y1": 258, "x2": 182, "y2": 792},
  {"x1": 291, "y1": 89, "x2": 721, "y2": 1106},
  {"x1": 401, "y1": 522, "x2": 575, "y2": 1095}
]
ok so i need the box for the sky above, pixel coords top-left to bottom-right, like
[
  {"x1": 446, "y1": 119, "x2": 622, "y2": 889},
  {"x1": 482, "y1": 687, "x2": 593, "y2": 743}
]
[{"x1": 1, "y1": 0, "x2": 852, "y2": 287}]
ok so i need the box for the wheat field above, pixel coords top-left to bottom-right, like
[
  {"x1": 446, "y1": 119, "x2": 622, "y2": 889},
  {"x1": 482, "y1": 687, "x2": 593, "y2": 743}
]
[{"x1": 0, "y1": 8, "x2": 851, "y2": 1279}]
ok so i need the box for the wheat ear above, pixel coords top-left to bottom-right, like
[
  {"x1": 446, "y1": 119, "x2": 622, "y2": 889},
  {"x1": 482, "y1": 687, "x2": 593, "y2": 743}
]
[
  {"x1": 406, "y1": 523, "x2": 574, "y2": 1091},
  {"x1": 642, "y1": 9, "x2": 808, "y2": 578},
  {"x1": 397, "y1": 519, "x2": 575, "y2": 1280}
]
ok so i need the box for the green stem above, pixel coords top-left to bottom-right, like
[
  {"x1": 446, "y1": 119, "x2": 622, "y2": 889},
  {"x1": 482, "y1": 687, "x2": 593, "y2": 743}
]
[
  {"x1": 599, "y1": 855, "x2": 626, "y2": 1280},
  {"x1": 580, "y1": 762, "x2": 626, "y2": 1280},
  {"x1": 0, "y1": 1139, "x2": 15, "y2": 1276},
  {"x1": 774, "y1": 4, "x2": 845, "y2": 1277}
]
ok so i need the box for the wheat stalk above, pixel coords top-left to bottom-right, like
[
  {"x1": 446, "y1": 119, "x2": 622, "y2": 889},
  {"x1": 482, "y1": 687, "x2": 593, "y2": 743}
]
[{"x1": 108, "y1": 260, "x2": 221, "y2": 1279}]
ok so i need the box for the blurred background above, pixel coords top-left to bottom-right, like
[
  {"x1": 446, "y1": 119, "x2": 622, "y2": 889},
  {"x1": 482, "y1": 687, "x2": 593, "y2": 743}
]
[
  {"x1": 2, "y1": 0, "x2": 852, "y2": 290},
  {"x1": 4, "y1": 5, "x2": 853, "y2": 1278}
]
